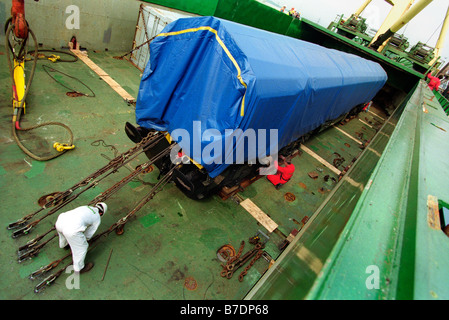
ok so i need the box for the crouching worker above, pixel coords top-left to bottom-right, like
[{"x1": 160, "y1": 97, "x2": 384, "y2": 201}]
[
  {"x1": 267, "y1": 155, "x2": 295, "y2": 189},
  {"x1": 55, "y1": 202, "x2": 107, "y2": 273}
]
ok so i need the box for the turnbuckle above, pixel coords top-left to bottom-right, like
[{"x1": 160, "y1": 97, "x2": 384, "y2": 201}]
[
  {"x1": 221, "y1": 243, "x2": 262, "y2": 279},
  {"x1": 11, "y1": 222, "x2": 35, "y2": 238}
]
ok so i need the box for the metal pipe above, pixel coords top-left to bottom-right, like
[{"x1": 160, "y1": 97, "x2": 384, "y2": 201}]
[{"x1": 101, "y1": 249, "x2": 113, "y2": 281}]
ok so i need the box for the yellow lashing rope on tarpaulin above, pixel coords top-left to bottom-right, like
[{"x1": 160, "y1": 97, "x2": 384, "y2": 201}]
[{"x1": 156, "y1": 26, "x2": 248, "y2": 117}]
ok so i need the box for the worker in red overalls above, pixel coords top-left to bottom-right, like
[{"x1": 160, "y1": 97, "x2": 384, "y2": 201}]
[
  {"x1": 267, "y1": 155, "x2": 295, "y2": 189},
  {"x1": 427, "y1": 73, "x2": 442, "y2": 91}
]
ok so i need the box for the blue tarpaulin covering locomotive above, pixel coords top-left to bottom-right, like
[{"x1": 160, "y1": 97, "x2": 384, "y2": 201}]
[{"x1": 135, "y1": 16, "x2": 387, "y2": 180}]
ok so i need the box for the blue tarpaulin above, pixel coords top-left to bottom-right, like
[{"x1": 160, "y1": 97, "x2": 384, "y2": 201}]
[{"x1": 136, "y1": 16, "x2": 387, "y2": 178}]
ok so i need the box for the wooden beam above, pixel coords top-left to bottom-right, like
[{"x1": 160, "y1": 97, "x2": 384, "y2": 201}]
[
  {"x1": 240, "y1": 198, "x2": 278, "y2": 233},
  {"x1": 70, "y1": 49, "x2": 135, "y2": 102},
  {"x1": 300, "y1": 145, "x2": 341, "y2": 175}
]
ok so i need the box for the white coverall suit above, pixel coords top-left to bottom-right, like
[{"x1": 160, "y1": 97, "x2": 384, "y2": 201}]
[{"x1": 55, "y1": 206, "x2": 102, "y2": 272}]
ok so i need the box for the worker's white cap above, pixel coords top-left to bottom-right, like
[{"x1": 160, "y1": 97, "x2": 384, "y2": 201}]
[{"x1": 95, "y1": 202, "x2": 107, "y2": 215}]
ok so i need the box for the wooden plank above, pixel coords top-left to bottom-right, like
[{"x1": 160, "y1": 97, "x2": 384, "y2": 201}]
[
  {"x1": 368, "y1": 110, "x2": 385, "y2": 121},
  {"x1": 240, "y1": 198, "x2": 278, "y2": 233},
  {"x1": 358, "y1": 118, "x2": 373, "y2": 129},
  {"x1": 333, "y1": 125, "x2": 363, "y2": 145},
  {"x1": 70, "y1": 49, "x2": 135, "y2": 102},
  {"x1": 300, "y1": 145, "x2": 341, "y2": 175},
  {"x1": 427, "y1": 195, "x2": 441, "y2": 230}
]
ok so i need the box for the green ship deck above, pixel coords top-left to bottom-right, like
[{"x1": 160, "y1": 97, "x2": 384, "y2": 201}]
[
  {"x1": 2, "y1": 0, "x2": 449, "y2": 302},
  {"x1": 1, "y1": 46, "x2": 389, "y2": 300}
]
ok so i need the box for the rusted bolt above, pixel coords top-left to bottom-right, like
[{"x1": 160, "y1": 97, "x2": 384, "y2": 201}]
[
  {"x1": 184, "y1": 277, "x2": 198, "y2": 291},
  {"x1": 284, "y1": 192, "x2": 296, "y2": 202}
]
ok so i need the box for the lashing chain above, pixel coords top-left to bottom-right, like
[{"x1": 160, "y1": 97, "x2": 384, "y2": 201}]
[
  {"x1": 7, "y1": 132, "x2": 164, "y2": 233},
  {"x1": 238, "y1": 246, "x2": 264, "y2": 282},
  {"x1": 220, "y1": 242, "x2": 264, "y2": 280}
]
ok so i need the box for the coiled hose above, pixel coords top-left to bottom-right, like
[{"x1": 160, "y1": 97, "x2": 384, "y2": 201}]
[{"x1": 5, "y1": 22, "x2": 75, "y2": 161}]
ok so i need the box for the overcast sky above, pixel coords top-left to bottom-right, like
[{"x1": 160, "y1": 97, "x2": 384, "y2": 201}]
[{"x1": 265, "y1": 0, "x2": 449, "y2": 64}]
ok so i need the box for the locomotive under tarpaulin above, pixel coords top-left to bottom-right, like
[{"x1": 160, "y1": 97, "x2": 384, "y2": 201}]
[{"x1": 135, "y1": 16, "x2": 388, "y2": 179}]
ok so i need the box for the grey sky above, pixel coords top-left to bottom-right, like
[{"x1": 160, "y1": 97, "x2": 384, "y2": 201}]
[{"x1": 263, "y1": 0, "x2": 449, "y2": 64}]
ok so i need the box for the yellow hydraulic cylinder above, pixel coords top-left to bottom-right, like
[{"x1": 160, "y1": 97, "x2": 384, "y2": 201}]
[{"x1": 13, "y1": 59, "x2": 26, "y2": 114}]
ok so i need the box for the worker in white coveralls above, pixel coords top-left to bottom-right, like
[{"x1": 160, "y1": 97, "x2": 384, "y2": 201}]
[{"x1": 55, "y1": 202, "x2": 107, "y2": 273}]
